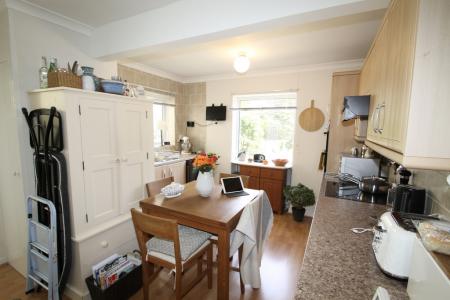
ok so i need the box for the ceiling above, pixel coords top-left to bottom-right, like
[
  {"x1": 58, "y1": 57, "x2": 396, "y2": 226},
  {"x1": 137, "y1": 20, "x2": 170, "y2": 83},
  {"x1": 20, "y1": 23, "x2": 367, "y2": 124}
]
[
  {"x1": 127, "y1": 10, "x2": 385, "y2": 80},
  {"x1": 26, "y1": 0, "x2": 180, "y2": 27}
]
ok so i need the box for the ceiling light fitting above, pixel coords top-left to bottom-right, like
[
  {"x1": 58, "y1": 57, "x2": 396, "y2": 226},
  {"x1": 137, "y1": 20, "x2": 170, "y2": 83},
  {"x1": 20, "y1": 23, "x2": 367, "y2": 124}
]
[{"x1": 233, "y1": 53, "x2": 250, "y2": 74}]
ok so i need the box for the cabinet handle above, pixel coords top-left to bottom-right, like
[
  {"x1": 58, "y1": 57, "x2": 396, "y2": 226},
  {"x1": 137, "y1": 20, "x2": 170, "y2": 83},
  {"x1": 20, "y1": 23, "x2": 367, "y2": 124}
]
[
  {"x1": 372, "y1": 105, "x2": 380, "y2": 133},
  {"x1": 114, "y1": 158, "x2": 120, "y2": 163},
  {"x1": 121, "y1": 157, "x2": 128, "y2": 162},
  {"x1": 162, "y1": 170, "x2": 166, "y2": 178},
  {"x1": 378, "y1": 103, "x2": 385, "y2": 134}
]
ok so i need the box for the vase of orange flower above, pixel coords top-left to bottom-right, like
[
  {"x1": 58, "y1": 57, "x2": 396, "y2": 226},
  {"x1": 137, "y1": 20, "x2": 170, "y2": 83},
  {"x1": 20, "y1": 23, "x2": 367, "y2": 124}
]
[{"x1": 193, "y1": 152, "x2": 219, "y2": 197}]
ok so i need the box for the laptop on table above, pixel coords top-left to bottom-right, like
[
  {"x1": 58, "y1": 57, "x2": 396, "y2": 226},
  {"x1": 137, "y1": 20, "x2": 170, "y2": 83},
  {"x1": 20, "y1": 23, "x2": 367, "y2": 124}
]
[{"x1": 221, "y1": 176, "x2": 249, "y2": 197}]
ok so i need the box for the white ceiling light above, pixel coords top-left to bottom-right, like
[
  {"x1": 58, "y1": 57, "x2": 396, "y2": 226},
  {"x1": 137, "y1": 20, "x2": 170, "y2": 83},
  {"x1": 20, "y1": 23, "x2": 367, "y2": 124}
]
[{"x1": 233, "y1": 53, "x2": 250, "y2": 74}]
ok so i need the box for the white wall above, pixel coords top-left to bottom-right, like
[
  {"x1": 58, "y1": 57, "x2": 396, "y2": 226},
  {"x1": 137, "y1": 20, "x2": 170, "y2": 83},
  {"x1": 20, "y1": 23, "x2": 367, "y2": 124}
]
[
  {"x1": 205, "y1": 68, "x2": 343, "y2": 216},
  {"x1": 1, "y1": 8, "x2": 117, "y2": 274}
]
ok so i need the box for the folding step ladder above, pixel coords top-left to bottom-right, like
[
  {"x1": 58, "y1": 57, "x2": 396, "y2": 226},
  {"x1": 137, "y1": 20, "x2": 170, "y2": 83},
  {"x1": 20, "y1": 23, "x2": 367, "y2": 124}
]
[{"x1": 26, "y1": 195, "x2": 59, "y2": 300}]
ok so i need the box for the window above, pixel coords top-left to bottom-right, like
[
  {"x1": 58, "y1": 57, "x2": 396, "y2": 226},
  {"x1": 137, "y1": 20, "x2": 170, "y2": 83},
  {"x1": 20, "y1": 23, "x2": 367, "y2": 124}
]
[
  {"x1": 148, "y1": 92, "x2": 175, "y2": 148},
  {"x1": 232, "y1": 92, "x2": 297, "y2": 161}
]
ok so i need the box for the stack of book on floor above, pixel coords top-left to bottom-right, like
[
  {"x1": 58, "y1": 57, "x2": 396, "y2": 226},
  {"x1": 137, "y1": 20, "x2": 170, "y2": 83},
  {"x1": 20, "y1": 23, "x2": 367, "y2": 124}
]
[{"x1": 92, "y1": 253, "x2": 141, "y2": 290}]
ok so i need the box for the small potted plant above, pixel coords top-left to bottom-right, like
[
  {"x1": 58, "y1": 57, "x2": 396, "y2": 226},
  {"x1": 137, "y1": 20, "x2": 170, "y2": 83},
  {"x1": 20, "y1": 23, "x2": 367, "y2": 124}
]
[{"x1": 284, "y1": 183, "x2": 315, "y2": 222}]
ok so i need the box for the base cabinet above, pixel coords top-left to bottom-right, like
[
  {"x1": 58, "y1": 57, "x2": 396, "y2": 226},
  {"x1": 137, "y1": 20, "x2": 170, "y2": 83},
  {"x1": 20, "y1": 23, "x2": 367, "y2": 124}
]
[
  {"x1": 154, "y1": 161, "x2": 186, "y2": 183},
  {"x1": 237, "y1": 164, "x2": 290, "y2": 214}
]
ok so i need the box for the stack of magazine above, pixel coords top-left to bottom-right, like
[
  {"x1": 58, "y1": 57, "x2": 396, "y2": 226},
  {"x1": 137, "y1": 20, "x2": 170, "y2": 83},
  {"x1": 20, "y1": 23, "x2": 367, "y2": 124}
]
[{"x1": 92, "y1": 253, "x2": 141, "y2": 290}]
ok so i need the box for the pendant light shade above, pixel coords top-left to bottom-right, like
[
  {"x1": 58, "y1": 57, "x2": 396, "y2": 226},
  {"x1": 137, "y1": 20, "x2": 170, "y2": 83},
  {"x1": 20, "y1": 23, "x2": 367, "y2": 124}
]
[{"x1": 233, "y1": 53, "x2": 250, "y2": 74}]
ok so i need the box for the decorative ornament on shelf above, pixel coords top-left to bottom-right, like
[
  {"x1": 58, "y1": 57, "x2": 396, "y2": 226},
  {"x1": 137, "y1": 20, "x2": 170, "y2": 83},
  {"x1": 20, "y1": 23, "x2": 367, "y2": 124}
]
[
  {"x1": 233, "y1": 53, "x2": 250, "y2": 74},
  {"x1": 193, "y1": 152, "x2": 220, "y2": 197}
]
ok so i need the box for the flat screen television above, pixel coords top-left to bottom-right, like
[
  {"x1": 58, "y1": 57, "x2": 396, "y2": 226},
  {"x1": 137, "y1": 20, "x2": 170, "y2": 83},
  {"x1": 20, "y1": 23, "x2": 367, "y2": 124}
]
[{"x1": 206, "y1": 105, "x2": 226, "y2": 121}]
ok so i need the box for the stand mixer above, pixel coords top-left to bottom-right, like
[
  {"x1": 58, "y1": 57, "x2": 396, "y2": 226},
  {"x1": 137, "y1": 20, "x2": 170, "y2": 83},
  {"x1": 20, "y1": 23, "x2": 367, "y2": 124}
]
[{"x1": 180, "y1": 136, "x2": 192, "y2": 154}]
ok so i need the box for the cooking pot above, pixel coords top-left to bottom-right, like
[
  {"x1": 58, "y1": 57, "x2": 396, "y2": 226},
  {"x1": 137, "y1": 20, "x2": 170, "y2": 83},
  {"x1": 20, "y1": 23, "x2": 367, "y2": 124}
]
[
  {"x1": 340, "y1": 174, "x2": 390, "y2": 194},
  {"x1": 358, "y1": 176, "x2": 390, "y2": 194}
]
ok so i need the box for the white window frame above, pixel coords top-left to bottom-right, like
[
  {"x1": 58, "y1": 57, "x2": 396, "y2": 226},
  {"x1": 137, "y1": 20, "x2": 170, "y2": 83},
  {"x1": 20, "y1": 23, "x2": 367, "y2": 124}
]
[{"x1": 231, "y1": 91, "x2": 298, "y2": 161}]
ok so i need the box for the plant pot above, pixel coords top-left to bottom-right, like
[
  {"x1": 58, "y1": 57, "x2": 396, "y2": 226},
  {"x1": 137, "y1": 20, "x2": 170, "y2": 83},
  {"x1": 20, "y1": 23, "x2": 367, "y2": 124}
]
[
  {"x1": 292, "y1": 206, "x2": 306, "y2": 222},
  {"x1": 196, "y1": 170, "x2": 214, "y2": 197}
]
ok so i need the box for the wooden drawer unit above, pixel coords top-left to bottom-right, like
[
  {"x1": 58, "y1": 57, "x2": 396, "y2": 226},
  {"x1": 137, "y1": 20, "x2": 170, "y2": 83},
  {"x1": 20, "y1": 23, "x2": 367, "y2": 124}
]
[
  {"x1": 233, "y1": 163, "x2": 291, "y2": 214},
  {"x1": 260, "y1": 168, "x2": 285, "y2": 181},
  {"x1": 239, "y1": 165, "x2": 260, "y2": 177}
]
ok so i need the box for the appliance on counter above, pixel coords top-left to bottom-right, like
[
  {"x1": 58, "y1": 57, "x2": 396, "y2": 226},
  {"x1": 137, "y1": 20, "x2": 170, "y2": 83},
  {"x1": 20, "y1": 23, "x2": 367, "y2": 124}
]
[
  {"x1": 253, "y1": 154, "x2": 265, "y2": 163},
  {"x1": 180, "y1": 136, "x2": 192, "y2": 154},
  {"x1": 388, "y1": 185, "x2": 427, "y2": 215},
  {"x1": 206, "y1": 104, "x2": 226, "y2": 121},
  {"x1": 372, "y1": 212, "x2": 440, "y2": 279},
  {"x1": 407, "y1": 235, "x2": 450, "y2": 299},
  {"x1": 340, "y1": 154, "x2": 380, "y2": 179},
  {"x1": 325, "y1": 179, "x2": 387, "y2": 204}
]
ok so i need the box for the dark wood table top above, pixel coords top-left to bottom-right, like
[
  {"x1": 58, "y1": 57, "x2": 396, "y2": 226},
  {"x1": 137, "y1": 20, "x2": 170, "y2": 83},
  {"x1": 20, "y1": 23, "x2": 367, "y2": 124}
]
[{"x1": 139, "y1": 182, "x2": 259, "y2": 229}]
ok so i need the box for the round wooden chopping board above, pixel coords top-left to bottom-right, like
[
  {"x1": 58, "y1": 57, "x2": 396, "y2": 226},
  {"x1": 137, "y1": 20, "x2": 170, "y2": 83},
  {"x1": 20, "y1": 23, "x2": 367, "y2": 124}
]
[{"x1": 299, "y1": 100, "x2": 325, "y2": 132}]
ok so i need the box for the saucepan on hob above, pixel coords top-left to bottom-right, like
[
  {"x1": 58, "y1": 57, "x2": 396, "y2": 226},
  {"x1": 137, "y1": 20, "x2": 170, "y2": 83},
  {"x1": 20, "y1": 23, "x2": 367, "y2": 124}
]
[{"x1": 339, "y1": 173, "x2": 391, "y2": 194}]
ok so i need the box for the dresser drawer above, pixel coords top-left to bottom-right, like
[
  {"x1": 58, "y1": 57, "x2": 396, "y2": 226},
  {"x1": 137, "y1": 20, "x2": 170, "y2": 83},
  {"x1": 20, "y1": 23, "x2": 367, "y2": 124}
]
[
  {"x1": 260, "y1": 168, "x2": 285, "y2": 181},
  {"x1": 239, "y1": 165, "x2": 260, "y2": 177}
]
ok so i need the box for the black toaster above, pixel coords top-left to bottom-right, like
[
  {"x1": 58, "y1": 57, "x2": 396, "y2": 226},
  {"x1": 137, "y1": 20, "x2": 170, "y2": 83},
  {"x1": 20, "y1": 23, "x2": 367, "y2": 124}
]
[{"x1": 388, "y1": 185, "x2": 426, "y2": 215}]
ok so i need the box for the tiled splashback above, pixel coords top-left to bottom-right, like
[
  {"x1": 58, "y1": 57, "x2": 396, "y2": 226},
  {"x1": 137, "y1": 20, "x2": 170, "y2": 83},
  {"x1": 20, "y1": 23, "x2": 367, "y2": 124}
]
[
  {"x1": 117, "y1": 64, "x2": 206, "y2": 151},
  {"x1": 411, "y1": 169, "x2": 450, "y2": 219}
]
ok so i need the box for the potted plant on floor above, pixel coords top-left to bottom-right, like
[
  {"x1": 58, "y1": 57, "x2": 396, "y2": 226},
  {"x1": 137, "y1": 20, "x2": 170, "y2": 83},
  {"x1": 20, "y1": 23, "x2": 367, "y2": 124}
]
[{"x1": 284, "y1": 183, "x2": 315, "y2": 222}]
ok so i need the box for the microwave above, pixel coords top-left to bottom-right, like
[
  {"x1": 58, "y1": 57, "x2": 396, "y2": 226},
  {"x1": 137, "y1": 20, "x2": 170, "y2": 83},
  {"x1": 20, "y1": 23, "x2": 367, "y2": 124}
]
[{"x1": 340, "y1": 155, "x2": 380, "y2": 179}]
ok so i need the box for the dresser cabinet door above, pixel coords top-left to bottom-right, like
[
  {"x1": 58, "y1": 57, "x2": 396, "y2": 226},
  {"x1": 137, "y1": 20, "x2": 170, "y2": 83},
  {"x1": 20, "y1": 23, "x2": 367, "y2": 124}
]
[
  {"x1": 239, "y1": 165, "x2": 260, "y2": 189},
  {"x1": 117, "y1": 102, "x2": 152, "y2": 213},
  {"x1": 79, "y1": 98, "x2": 120, "y2": 226},
  {"x1": 259, "y1": 178, "x2": 284, "y2": 213}
]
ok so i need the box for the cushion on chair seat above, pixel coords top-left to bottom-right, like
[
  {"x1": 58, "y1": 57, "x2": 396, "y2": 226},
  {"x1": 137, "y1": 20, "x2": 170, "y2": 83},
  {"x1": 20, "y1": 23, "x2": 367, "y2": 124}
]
[{"x1": 146, "y1": 225, "x2": 212, "y2": 261}]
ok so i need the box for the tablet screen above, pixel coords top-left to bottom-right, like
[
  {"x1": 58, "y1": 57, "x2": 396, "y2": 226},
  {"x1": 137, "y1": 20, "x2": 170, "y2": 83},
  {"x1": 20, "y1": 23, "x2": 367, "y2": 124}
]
[{"x1": 222, "y1": 177, "x2": 243, "y2": 193}]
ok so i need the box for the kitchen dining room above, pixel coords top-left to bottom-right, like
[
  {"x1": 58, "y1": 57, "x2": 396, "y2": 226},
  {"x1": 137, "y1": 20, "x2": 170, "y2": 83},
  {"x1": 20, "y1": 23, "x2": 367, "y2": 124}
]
[{"x1": 0, "y1": 0, "x2": 450, "y2": 300}]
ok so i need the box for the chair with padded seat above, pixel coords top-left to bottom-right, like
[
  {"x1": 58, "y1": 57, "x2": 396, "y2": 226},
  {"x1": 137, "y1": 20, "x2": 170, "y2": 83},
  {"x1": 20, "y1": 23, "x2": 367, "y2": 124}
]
[
  {"x1": 131, "y1": 208, "x2": 213, "y2": 300},
  {"x1": 219, "y1": 173, "x2": 250, "y2": 188},
  {"x1": 145, "y1": 176, "x2": 174, "y2": 197}
]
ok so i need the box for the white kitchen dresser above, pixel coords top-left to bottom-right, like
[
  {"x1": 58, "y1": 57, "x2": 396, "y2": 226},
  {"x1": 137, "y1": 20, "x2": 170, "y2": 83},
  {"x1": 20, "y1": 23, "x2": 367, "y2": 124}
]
[{"x1": 29, "y1": 87, "x2": 155, "y2": 299}]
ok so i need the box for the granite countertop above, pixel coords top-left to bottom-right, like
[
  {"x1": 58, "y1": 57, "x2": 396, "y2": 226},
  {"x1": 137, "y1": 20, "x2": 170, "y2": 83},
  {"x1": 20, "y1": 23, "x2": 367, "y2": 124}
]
[{"x1": 295, "y1": 175, "x2": 408, "y2": 300}]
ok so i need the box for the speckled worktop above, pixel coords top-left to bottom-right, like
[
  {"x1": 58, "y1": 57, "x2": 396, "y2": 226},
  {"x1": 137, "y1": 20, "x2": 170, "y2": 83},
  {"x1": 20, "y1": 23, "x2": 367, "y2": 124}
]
[{"x1": 295, "y1": 175, "x2": 409, "y2": 300}]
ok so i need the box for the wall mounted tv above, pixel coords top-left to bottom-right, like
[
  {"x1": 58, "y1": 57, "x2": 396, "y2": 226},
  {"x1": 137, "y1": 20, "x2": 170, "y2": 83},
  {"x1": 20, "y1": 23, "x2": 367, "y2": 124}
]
[{"x1": 206, "y1": 105, "x2": 226, "y2": 121}]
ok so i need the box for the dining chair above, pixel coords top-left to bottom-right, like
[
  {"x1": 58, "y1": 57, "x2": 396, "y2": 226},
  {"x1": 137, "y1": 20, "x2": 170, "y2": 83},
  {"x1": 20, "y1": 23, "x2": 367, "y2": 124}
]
[
  {"x1": 145, "y1": 176, "x2": 174, "y2": 197},
  {"x1": 131, "y1": 208, "x2": 213, "y2": 300},
  {"x1": 219, "y1": 173, "x2": 250, "y2": 188}
]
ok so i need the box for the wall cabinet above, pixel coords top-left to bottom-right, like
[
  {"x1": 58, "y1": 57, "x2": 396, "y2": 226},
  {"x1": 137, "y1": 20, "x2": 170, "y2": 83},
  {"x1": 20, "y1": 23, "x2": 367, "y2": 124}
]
[
  {"x1": 154, "y1": 161, "x2": 186, "y2": 183},
  {"x1": 360, "y1": 0, "x2": 450, "y2": 170},
  {"x1": 237, "y1": 164, "x2": 290, "y2": 214}
]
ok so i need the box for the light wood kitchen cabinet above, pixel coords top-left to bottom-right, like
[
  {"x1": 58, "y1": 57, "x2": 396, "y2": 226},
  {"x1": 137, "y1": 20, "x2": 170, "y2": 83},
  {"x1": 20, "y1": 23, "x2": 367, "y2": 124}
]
[
  {"x1": 360, "y1": 0, "x2": 450, "y2": 170},
  {"x1": 154, "y1": 161, "x2": 186, "y2": 183},
  {"x1": 327, "y1": 71, "x2": 361, "y2": 173}
]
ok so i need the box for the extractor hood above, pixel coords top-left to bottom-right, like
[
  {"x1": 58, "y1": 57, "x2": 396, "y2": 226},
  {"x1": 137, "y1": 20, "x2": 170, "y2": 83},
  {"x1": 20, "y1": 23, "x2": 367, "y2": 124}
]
[{"x1": 342, "y1": 95, "x2": 370, "y2": 121}]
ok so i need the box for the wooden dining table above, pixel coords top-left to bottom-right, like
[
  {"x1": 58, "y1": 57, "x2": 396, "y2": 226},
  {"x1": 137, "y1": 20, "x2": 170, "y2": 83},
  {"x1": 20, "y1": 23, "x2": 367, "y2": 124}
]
[{"x1": 139, "y1": 181, "x2": 259, "y2": 300}]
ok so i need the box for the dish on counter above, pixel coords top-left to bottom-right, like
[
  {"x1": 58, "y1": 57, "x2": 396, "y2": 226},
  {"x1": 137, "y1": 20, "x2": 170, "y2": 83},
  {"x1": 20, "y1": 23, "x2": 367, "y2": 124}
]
[{"x1": 272, "y1": 159, "x2": 288, "y2": 167}]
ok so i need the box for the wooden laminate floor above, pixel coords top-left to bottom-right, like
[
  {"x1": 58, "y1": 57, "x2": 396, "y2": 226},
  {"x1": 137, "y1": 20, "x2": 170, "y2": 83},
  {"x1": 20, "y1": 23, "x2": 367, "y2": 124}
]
[{"x1": 0, "y1": 214, "x2": 311, "y2": 300}]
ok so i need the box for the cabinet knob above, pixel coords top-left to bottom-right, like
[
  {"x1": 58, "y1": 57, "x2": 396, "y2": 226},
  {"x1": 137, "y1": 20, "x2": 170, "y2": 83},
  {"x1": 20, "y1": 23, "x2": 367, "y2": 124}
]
[
  {"x1": 100, "y1": 241, "x2": 109, "y2": 248},
  {"x1": 115, "y1": 158, "x2": 120, "y2": 163},
  {"x1": 121, "y1": 157, "x2": 128, "y2": 162}
]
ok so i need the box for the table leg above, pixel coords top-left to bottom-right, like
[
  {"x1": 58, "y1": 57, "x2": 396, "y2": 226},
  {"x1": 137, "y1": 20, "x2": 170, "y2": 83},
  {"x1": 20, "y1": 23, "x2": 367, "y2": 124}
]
[{"x1": 217, "y1": 229, "x2": 230, "y2": 300}]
